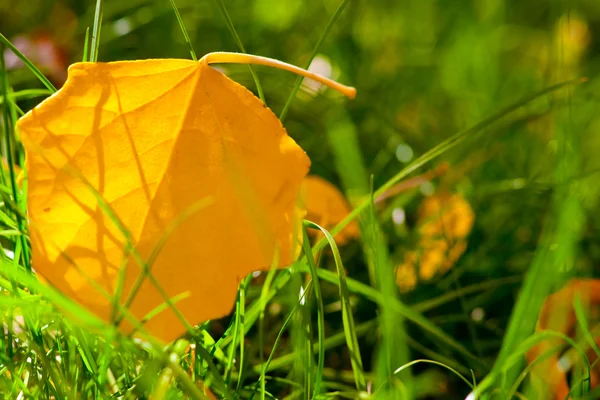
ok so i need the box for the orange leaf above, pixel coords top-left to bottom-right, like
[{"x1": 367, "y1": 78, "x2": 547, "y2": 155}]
[
  {"x1": 301, "y1": 175, "x2": 359, "y2": 245},
  {"x1": 18, "y1": 52, "x2": 355, "y2": 342},
  {"x1": 396, "y1": 191, "x2": 474, "y2": 292},
  {"x1": 417, "y1": 192, "x2": 474, "y2": 241},
  {"x1": 527, "y1": 279, "x2": 600, "y2": 399}
]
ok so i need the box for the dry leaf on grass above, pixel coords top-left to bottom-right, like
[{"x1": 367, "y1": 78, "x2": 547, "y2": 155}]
[
  {"x1": 526, "y1": 279, "x2": 600, "y2": 399},
  {"x1": 18, "y1": 52, "x2": 355, "y2": 342},
  {"x1": 396, "y1": 191, "x2": 474, "y2": 292}
]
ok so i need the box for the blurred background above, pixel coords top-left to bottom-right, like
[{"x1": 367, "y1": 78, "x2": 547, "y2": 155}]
[{"x1": 2, "y1": 0, "x2": 600, "y2": 398}]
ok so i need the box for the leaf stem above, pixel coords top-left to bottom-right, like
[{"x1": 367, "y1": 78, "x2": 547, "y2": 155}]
[{"x1": 202, "y1": 52, "x2": 356, "y2": 99}]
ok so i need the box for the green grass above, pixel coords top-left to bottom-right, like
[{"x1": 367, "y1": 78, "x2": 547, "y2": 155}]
[{"x1": 2, "y1": 0, "x2": 600, "y2": 399}]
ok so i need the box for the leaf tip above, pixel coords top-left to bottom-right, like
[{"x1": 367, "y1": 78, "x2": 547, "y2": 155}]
[{"x1": 344, "y1": 86, "x2": 357, "y2": 100}]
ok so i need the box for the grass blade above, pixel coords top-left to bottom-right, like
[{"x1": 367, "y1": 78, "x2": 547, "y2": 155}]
[
  {"x1": 304, "y1": 220, "x2": 366, "y2": 391},
  {"x1": 235, "y1": 275, "x2": 253, "y2": 396},
  {"x1": 386, "y1": 359, "x2": 474, "y2": 392},
  {"x1": 412, "y1": 276, "x2": 521, "y2": 313},
  {"x1": 224, "y1": 292, "x2": 241, "y2": 385},
  {"x1": 0, "y1": 89, "x2": 51, "y2": 104},
  {"x1": 256, "y1": 318, "x2": 375, "y2": 375},
  {"x1": 249, "y1": 280, "x2": 314, "y2": 400},
  {"x1": 82, "y1": 27, "x2": 90, "y2": 62},
  {"x1": 90, "y1": 0, "x2": 103, "y2": 62},
  {"x1": 258, "y1": 255, "x2": 280, "y2": 400},
  {"x1": 573, "y1": 294, "x2": 600, "y2": 358},
  {"x1": 294, "y1": 263, "x2": 487, "y2": 369},
  {"x1": 211, "y1": 0, "x2": 265, "y2": 103},
  {"x1": 168, "y1": 0, "x2": 198, "y2": 61},
  {"x1": 0, "y1": 33, "x2": 56, "y2": 92},
  {"x1": 279, "y1": 0, "x2": 351, "y2": 122},
  {"x1": 0, "y1": 48, "x2": 30, "y2": 271},
  {"x1": 326, "y1": 110, "x2": 412, "y2": 396},
  {"x1": 302, "y1": 223, "x2": 325, "y2": 397}
]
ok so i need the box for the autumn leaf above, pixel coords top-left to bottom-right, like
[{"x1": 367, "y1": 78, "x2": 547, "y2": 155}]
[
  {"x1": 396, "y1": 191, "x2": 474, "y2": 292},
  {"x1": 301, "y1": 175, "x2": 359, "y2": 245},
  {"x1": 417, "y1": 192, "x2": 475, "y2": 241},
  {"x1": 18, "y1": 52, "x2": 356, "y2": 342},
  {"x1": 300, "y1": 167, "x2": 450, "y2": 248},
  {"x1": 526, "y1": 279, "x2": 600, "y2": 399}
]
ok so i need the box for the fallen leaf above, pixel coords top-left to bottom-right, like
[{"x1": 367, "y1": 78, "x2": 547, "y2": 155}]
[
  {"x1": 527, "y1": 279, "x2": 600, "y2": 399},
  {"x1": 395, "y1": 256, "x2": 417, "y2": 292},
  {"x1": 417, "y1": 192, "x2": 475, "y2": 240},
  {"x1": 18, "y1": 52, "x2": 355, "y2": 342},
  {"x1": 301, "y1": 175, "x2": 359, "y2": 245},
  {"x1": 396, "y1": 191, "x2": 474, "y2": 292}
]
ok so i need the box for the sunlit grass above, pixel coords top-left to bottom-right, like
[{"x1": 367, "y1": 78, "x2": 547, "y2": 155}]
[{"x1": 1, "y1": 0, "x2": 599, "y2": 399}]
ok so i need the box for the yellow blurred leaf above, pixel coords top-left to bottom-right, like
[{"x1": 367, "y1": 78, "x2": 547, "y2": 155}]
[
  {"x1": 395, "y1": 255, "x2": 417, "y2": 293},
  {"x1": 418, "y1": 192, "x2": 475, "y2": 240},
  {"x1": 18, "y1": 52, "x2": 355, "y2": 342},
  {"x1": 301, "y1": 175, "x2": 359, "y2": 245},
  {"x1": 396, "y1": 191, "x2": 474, "y2": 292}
]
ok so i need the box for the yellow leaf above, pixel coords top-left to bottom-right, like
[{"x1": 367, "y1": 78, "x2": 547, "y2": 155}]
[
  {"x1": 418, "y1": 192, "x2": 474, "y2": 240},
  {"x1": 396, "y1": 191, "x2": 474, "y2": 292},
  {"x1": 301, "y1": 175, "x2": 359, "y2": 245},
  {"x1": 395, "y1": 256, "x2": 417, "y2": 293},
  {"x1": 18, "y1": 52, "x2": 356, "y2": 342}
]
